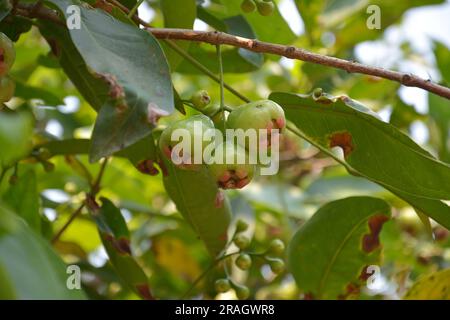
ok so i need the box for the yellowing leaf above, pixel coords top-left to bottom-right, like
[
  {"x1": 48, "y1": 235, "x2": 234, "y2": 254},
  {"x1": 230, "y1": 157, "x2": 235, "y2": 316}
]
[
  {"x1": 153, "y1": 237, "x2": 201, "y2": 282},
  {"x1": 404, "y1": 268, "x2": 450, "y2": 300}
]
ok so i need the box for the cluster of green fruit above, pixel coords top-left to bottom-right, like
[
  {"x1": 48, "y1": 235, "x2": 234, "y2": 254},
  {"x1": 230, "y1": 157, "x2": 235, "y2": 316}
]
[
  {"x1": 214, "y1": 219, "x2": 286, "y2": 299},
  {"x1": 241, "y1": 0, "x2": 275, "y2": 16},
  {"x1": 159, "y1": 90, "x2": 286, "y2": 190},
  {"x1": 0, "y1": 32, "x2": 15, "y2": 104}
]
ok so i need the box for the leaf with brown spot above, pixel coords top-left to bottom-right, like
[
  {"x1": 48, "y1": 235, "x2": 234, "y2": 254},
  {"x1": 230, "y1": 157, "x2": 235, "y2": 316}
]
[
  {"x1": 288, "y1": 196, "x2": 390, "y2": 299},
  {"x1": 329, "y1": 131, "x2": 353, "y2": 158},
  {"x1": 270, "y1": 91, "x2": 450, "y2": 229},
  {"x1": 88, "y1": 198, "x2": 152, "y2": 300},
  {"x1": 47, "y1": 0, "x2": 173, "y2": 162},
  {"x1": 362, "y1": 214, "x2": 389, "y2": 253},
  {"x1": 404, "y1": 268, "x2": 450, "y2": 300}
]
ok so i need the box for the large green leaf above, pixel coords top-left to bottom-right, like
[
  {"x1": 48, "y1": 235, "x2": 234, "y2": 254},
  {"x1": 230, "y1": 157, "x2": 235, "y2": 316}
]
[
  {"x1": 89, "y1": 197, "x2": 153, "y2": 299},
  {"x1": 162, "y1": 159, "x2": 232, "y2": 257},
  {"x1": 48, "y1": 0, "x2": 174, "y2": 161},
  {"x1": 3, "y1": 169, "x2": 40, "y2": 234},
  {"x1": 288, "y1": 196, "x2": 391, "y2": 299},
  {"x1": 270, "y1": 91, "x2": 450, "y2": 200},
  {"x1": 38, "y1": 21, "x2": 109, "y2": 111},
  {"x1": 0, "y1": 204, "x2": 86, "y2": 299},
  {"x1": 270, "y1": 91, "x2": 450, "y2": 228}
]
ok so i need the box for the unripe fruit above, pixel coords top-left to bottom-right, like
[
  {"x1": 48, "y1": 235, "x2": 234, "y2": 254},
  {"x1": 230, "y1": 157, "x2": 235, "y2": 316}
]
[
  {"x1": 236, "y1": 219, "x2": 249, "y2": 233},
  {"x1": 233, "y1": 234, "x2": 250, "y2": 250},
  {"x1": 191, "y1": 90, "x2": 210, "y2": 109},
  {"x1": 227, "y1": 100, "x2": 286, "y2": 133},
  {"x1": 241, "y1": 0, "x2": 256, "y2": 13},
  {"x1": 206, "y1": 141, "x2": 255, "y2": 189},
  {"x1": 159, "y1": 114, "x2": 215, "y2": 170},
  {"x1": 268, "y1": 258, "x2": 285, "y2": 274},
  {"x1": 268, "y1": 239, "x2": 285, "y2": 255},
  {"x1": 0, "y1": 76, "x2": 15, "y2": 103},
  {"x1": 235, "y1": 253, "x2": 252, "y2": 270},
  {"x1": 234, "y1": 284, "x2": 250, "y2": 300},
  {"x1": 215, "y1": 278, "x2": 231, "y2": 293},
  {"x1": 256, "y1": 0, "x2": 274, "y2": 16},
  {"x1": 0, "y1": 32, "x2": 15, "y2": 76}
]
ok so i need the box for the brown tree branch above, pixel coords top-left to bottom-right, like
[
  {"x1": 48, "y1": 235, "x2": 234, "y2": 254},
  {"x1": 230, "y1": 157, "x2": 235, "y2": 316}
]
[
  {"x1": 149, "y1": 28, "x2": 450, "y2": 100},
  {"x1": 14, "y1": 3, "x2": 450, "y2": 100}
]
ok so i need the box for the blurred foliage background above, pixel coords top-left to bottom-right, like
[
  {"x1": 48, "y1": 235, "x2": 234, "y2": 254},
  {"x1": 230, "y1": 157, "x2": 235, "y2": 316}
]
[{"x1": 0, "y1": 0, "x2": 450, "y2": 300}]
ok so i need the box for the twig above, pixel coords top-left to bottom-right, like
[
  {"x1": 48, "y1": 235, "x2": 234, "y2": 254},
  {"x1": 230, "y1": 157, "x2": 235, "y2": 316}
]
[
  {"x1": 51, "y1": 158, "x2": 108, "y2": 243},
  {"x1": 127, "y1": 0, "x2": 144, "y2": 19},
  {"x1": 51, "y1": 203, "x2": 85, "y2": 243},
  {"x1": 16, "y1": 2, "x2": 449, "y2": 99},
  {"x1": 148, "y1": 28, "x2": 450, "y2": 100}
]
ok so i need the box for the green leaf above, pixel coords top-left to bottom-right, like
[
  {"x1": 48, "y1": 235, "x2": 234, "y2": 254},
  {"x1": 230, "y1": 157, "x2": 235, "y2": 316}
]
[
  {"x1": 270, "y1": 91, "x2": 450, "y2": 200},
  {"x1": 428, "y1": 93, "x2": 450, "y2": 163},
  {"x1": 14, "y1": 81, "x2": 64, "y2": 106},
  {"x1": 0, "y1": 0, "x2": 11, "y2": 22},
  {"x1": 0, "y1": 16, "x2": 32, "y2": 41},
  {"x1": 177, "y1": 14, "x2": 263, "y2": 74},
  {"x1": 38, "y1": 139, "x2": 91, "y2": 156},
  {"x1": 160, "y1": 0, "x2": 196, "y2": 70},
  {"x1": 37, "y1": 135, "x2": 158, "y2": 174},
  {"x1": 90, "y1": 197, "x2": 153, "y2": 299},
  {"x1": 217, "y1": 0, "x2": 296, "y2": 44},
  {"x1": 271, "y1": 91, "x2": 450, "y2": 229},
  {"x1": 48, "y1": 0, "x2": 174, "y2": 161},
  {"x1": 162, "y1": 159, "x2": 232, "y2": 257},
  {"x1": 0, "y1": 111, "x2": 34, "y2": 168},
  {"x1": 404, "y1": 268, "x2": 450, "y2": 300},
  {"x1": 224, "y1": 15, "x2": 264, "y2": 68},
  {"x1": 38, "y1": 21, "x2": 109, "y2": 111},
  {"x1": 433, "y1": 40, "x2": 450, "y2": 85},
  {"x1": 177, "y1": 44, "x2": 261, "y2": 74},
  {"x1": 0, "y1": 204, "x2": 86, "y2": 299},
  {"x1": 390, "y1": 98, "x2": 425, "y2": 130},
  {"x1": 287, "y1": 196, "x2": 391, "y2": 299},
  {"x1": 3, "y1": 169, "x2": 40, "y2": 233}
]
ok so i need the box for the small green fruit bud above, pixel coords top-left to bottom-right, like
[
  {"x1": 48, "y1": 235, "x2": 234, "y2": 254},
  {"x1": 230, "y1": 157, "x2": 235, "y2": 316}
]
[
  {"x1": 256, "y1": 0, "x2": 274, "y2": 16},
  {"x1": 268, "y1": 239, "x2": 285, "y2": 255},
  {"x1": 235, "y1": 253, "x2": 252, "y2": 270},
  {"x1": 236, "y1": 219, "x2": 249, "y2": 233},
  {"x1": 233, "y1": 234, "x2": 250, "y2": 250},
  {"x1": 215, "y1": 279, "x2": 231, "y2": 293},
  {"x1": 191, "y1": 90, "x2": 210, "y2": 109},
  {"x1": 234, "y1": 284, "x2": 250, "y2": 300},
  {"x1": 268, "y1": 258, "x2": 285, "y2": 274},
  {"x1": 241, "y1": 0, "x2": 256, "y2": 13}
]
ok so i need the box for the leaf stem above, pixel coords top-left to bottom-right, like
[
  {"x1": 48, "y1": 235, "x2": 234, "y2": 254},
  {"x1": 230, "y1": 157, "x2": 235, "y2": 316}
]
[
  {"x1": 127, "y1": 0, "x2": 144, "y2": 19},
  {"x1": 52, "y1": 158, "x2": 108, "y2": 243},
  {"x1": 216, "y1": 44, "x2": 226, "y2": 128},
  {"x1": 51, "y1": 203, "x2": 85, "y2": 243}
]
